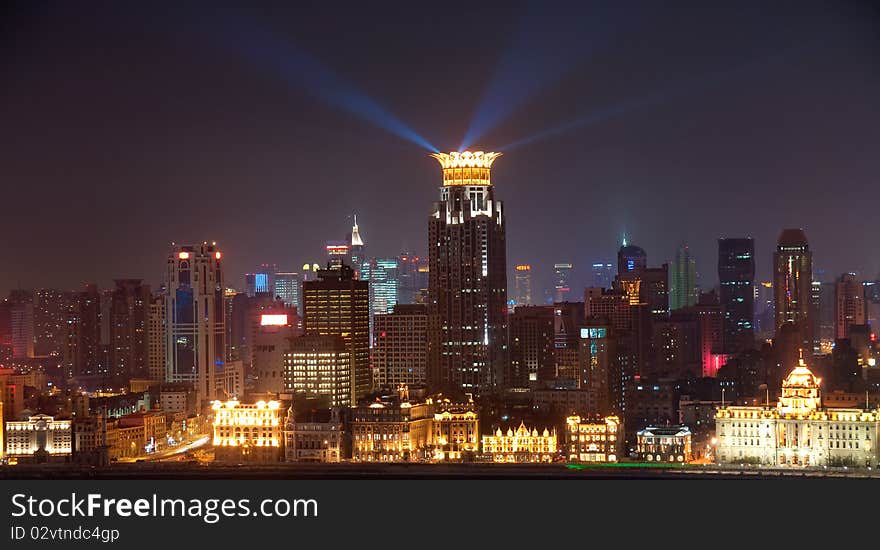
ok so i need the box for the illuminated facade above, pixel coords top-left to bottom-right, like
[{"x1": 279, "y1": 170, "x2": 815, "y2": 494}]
[
  {"x1": 351, "y1": 399, "x2": 432, "y2": 462},
  {"x1": 212, "y1": 399, "x2": 282, "y2": 463},
  {"x1": 514, "y1": 264, "x2": 532, "y2": 306},
  {"x1": 147, "y1": 295, "x2": 166, "y2": 382},
  {"x1": 4, "y1": 414, "x2": 72, "y2": 460},
  {"x1": 715, "y1": 354, "x2": 880, "y2": 467},
  {"x1": 362, "y1": 257, "x2": 399, "y2": 343},
  {"x1": 669, "y1": 244, "x2": 697, "y2": 311},
  {"x1": 274, "y1": 272, "x2": 301, "y2": 311},
  {"x1": 252, "y1": 314, "x2": 297, "y2": 394},
  {"x1": 481, "y1": 422, "x2": 558, "y2": 463},
  {"x1": 428, "y1": 151, "x2": 507, "y2": 394},
  {"x1": 303, "y1": 262, "x2": 370, "y2": 403},
  {"x1": 565, "y1": 415, "x2": 621, "y2": 463},
  {"x1": 430, "y1": 399, "x2": 479, "y2": 461},
  {"x1": 636, "y1": 425, "x2": 692, "y2": 463},
  {"x1": 283, "y1": 335, "x2": 351, "y2": 407},
  {"x1": 165, "y1": 243, "x2": 225, "y2": 405},
  {"x1": 283, "y1": 406, "x2": 343, "y2": 463}
]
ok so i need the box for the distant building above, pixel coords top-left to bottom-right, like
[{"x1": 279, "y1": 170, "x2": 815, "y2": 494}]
[
  {"x1": 362, "y1": 257, "x2": 399, "y2": 342},
  {"x1": 147, "y1": 294, "x2": 166, "y2": 382},
  {"x1": 212, "y1": 399, "x2": 283, "y2": 463},
  {"x1": 565, "y1": 415, "x2": 621, "y2": 463},
  {"x1": 636, "y1": 425, "x2": 692, "y2": 463},
  {"x1": 773, "y1": 228, "x2": 813, "y2": 353},
  {"x1": 508, "y1": 305, "x2": 555, "y2": 386},
  {"x1": 591, "y1": 262, "x2": 614, "y2": 290},
  {"x1": 397, "y1": 253, "x2": 428, "y2": 306},
  {"x1": 252, "y1": 313, "x2": 297, "y2": 394},
  {"x1": 274, "y1": 272, "x2": 300, "y2": 312},
  {"x1": 718, "y1": 238, "x2": 755, "y2": 354},
  {"x1": 617, "y1": 240, "x2": 646, "y2": 276},
  {"x1": 481, "y1": 422, "x2": 558, "y2": 463},
  {"x1": 553, "y1": 263, "x2": 573, "y2": 303},
  {"x1": 109, "y1": 279, "x2": 151, "y2": 381},
  {"x1": 513, "y1": 264, "x2": 533, "y2": 306},
  {"x1": 836, "y1": 273, "x2": 866, "y2": 340},
  {"x1": 669, "y1": 243, "x2": 697, "y2": 311}
]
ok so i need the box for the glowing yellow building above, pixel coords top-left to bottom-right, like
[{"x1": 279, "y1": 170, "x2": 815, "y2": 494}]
[
  {"x1": 430, "y1": 398, "x2": 479, "y2": 461},
  {"x1": 350, "y1": 400, "x2": 433, "y2": 462},
  {"x1": 715, "y1": 353, "x2": 880, "y2": 467},
  {"x1": 212, "y1": 399, "x2": 283, "y2": 463},
  {"x1": 481, "y1": 422, "x2": 558, "y2": 463},
  {"x1": 4, "y1": 414, "x2": 72, "y2": 461},
  {"x1": 565, "y1": 415, "x2": 620, "y2": 463}
]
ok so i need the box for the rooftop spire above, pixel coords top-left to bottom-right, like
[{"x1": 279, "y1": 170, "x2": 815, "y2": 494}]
[{"x1": 351, "y1": 215, "x2": 364, "y2": 247}]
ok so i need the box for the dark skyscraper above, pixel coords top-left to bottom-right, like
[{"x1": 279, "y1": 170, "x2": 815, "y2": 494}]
[
  {"x1": 109, "y1": 279, "x2": 151, "y2": 381},
  {"x1": 773, "y1": 229, "x2": 813, "y2": 353},
  {"x1": 303, "y1": 262, "x2": 370, "y2": 403},
  {"x1": 66, "y1": 283, "x2": 104, "y2": 379},
  {"x1": 617, "y1": 239, "x2": 647, "y2": 277},
  {"x1": 718, "y1": 238, "x2": 755, "y2": 354},
  {"x1": 509, "y1": 305, "x2": 555, "y2": 386},
  {"x1": 428, "y1": 151, "x2": 508, "y2": 392}
]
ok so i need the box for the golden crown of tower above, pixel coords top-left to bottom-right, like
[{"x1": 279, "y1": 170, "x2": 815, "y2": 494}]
[{"x1": 430, "y1": 150, "x2": 502, "y2": 186}]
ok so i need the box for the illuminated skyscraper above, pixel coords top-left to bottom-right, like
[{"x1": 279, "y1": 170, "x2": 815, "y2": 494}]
[
  {"x1": 350, "y1": 215, "x2": 366, "y2": 273},
  {"x1": 773, "y1": 228, "x2": 813, "y2": 351},
  {"x1": 362, "y1": 257, "x2": 399, "y2": 342},
  {"x1": 373, "y1": 304, "x2": 428, "y2": 388},
  {"x1": 245, "y1": 263, "x2": 277, "y2": 298},
  {"x1": 302, "y1": 262, "x2": 370, "y2": 402},
  {"x1": 428, "y1": 151, "x2": 508, "y2": 392},
  {"x1": 165, "y1": 243, "x2": 226, "y2": 405},
  {"x1": 669, "y1": 243, "x2": 697, "y2": 311},
  {"x1": 274, "y1": 272, "x2": 300, "y2": 310},
  {"x1": 718, "y1": 237, "x2": 755, "y2": 353},
  {"x1": 835, "y1": 273, "x2": 866, "y2": 340},
  {"x1": 514, "y1": 264, "x2": 533, "y2": 306},
  {"x1": 553, "y1": 263, "x2": 573, "y2": 303}
]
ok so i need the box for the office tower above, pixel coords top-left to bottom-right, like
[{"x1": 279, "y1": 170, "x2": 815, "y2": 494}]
[
  {"x1": 64, "y1": 284, "x2": 104, "y2": 379},
  {"x1": 242, "y1": 294, "x2": 293, "y2": 370},
  {"x1": 398, "y1": 253, "x2": 428, "y2": 305},
  {"x1": 514, "y1": 264, "x2": 533, "y2": 306},
  {"x1": 836, "y1": 273, "x2": 866, "y2": 340},
  {"x1": 165, "y1": 243, "x2": 225, "y2": 404},
  {"x1": 108, "y1": 279, "x2": 151, "y2": 381},
  {"x1": 578, "y1": 321, "x2": 618, "y2": 415},
  {"x1": 350, "y1": 215, "x2": 366, "y2": 273},
  {"x1": 718, "y1": 237, "x2": 755, "y2": 354},
  {"x1": 283, "y1": 335, "x2": 351, "y2": 407},
  {"x1": 252, "y1": 312, "x2": 297, "y2": 394},
  {"x1": 617, "y1": 239, "x2": 646, "y2": 276},
  {"x1": 773, "y1": 228, "x2": 813, "y2": 352},
  {"x1": 303, "y1": 262, "x2": 370, "y2": 402},
  {"x1": 427, "y1": 151, "x2": 508, "y2": 393},
  {"x1": 591, "y1": 262, "x2": 614, "y2": 290},
  {"x1": 325, "y1": 241, "x2": 350, "y2": 264},
  {"x1": 245, "y1": 263, "x2": 277, "y2": 298},
  {"x1": 694, "y1": 292, "x2": 726, "y2": 377},
  {"x1": 373, "y1": 304, "x2": 428, "y2": 388},
  {"x1": 509, "y1": 305, "x2": 555, "y2": 386},
  {"x1": 640, "y1": 265, "x2": 669, "y2": 321},
  {"x1": 553, "y1": 301, "x2": 585, "y2": 383},
  {"x1": 34, "y1": 289, "x2": 68, "y2": 358},
  {"x1": 362, "y1": 257, "x2": 399, "y2": 343},
  {"x1": 553, "y1": 263, "x2": 573, "y2": 303},
  {"x1": 8, "y1": 290, "x2": 34, "y2": 359},
  {"x1": 147, "y1": 294, "x2": 165, "y2": 382},
  {"x1": 754, "y1": 281, "x2": 774, "y2": 338},
  {"x1": 274, "y1": 271, "x2": 300, "y2": 311},
  {"x1": 669, "y1": 243, "x2": 697, "y2": 311}
]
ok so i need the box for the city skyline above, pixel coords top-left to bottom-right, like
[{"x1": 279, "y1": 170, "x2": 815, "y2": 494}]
[{"x1": 2, "y1": 2, "x2": 879, "y2": 295}]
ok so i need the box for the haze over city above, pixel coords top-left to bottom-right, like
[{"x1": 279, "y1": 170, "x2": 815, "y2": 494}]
[{"x1": 2, "y1": 1, "x2": 878, "y2": 295}]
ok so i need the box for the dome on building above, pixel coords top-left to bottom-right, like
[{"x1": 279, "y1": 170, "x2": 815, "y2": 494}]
[{"x1": 782, "y1": 354, "x2": 821, "y2": 390}]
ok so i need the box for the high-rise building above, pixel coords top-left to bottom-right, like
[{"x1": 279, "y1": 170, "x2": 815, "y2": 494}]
[
  {"x1": 718, "y1": 238, "x2": 755, "y2": 354},
  {"x1": 302, "y1": 262, "x2": 370, "y2": 402},
  {"x1": 165, "y1": 243, "x2": 225, "y2": 405},
  {"x1": 553, "y1": 302, "x2": 585, "y2": 383},
  {"x1": 109, "y1": 279, "x2": 151, "y2": 381},
  {"x1": 245, "y1": 263, "x2": 277, "y2": 298},
  {"x1": 274, "y1": 271, "x2": 300, "y2": 312},
  {"x1": 640, "y1": 265, "x2": 669, "y2": 321},
  {"x1": 362, "y1": 257, "x2": 399, "y2": 343},
  {"x1": 283, "y1": 335, "x2": 351, "y2": 407},
  {"x1": 669, "y1": 243, "x2": 697, "y2": 311},
  {"x1": 8, "y1": 290, "x2": 34, "y2": 360},
  {"x1": 835, "y1": 273, "x2": 866, "y2": 340},
  {"x1": 553, "y1": 263, "x2": 573, "y2": 303},
  {"x1": 34, "y1": 289, "x2": 68, "y2": 358},
  {"x1": 773, "y1": 228, "x2": 813, "y2": 352},
  {"x1": 64, "y1": 284, "x2": 104, "y2": 379},
  {"x1": 617, "y1": 239, "x2": 646, "y2": 276},
  {"x1": 350, "y1": 215, "x2": 366, "y2": 274},
  {"x1": 372, "y1": 304, "x2": 428, "y2": 388},
  {"x1": 427, "y1": 151, "x2": 508, "y2": 393},
  {"x1": 591, "y1": 262, "x2": 614, "y2": 290},
  {"x1": 513, "y1": 264, "x2": 533, "y2": 306},
  {"x1": 509, "y1": 305, "x2": 555, "y2": 386},
  {"x1": 397, "y1": 253, "x2": 429, "y2": 305},
  {"x1": 147, "y1": 294, "x2": 165, "y2": 382},
  {"x1": 577, "y1": 322, "x2": 618, "y2": 415},
  {"x1": 754, "y1": 281, "x2": 774, "y2": 339},
  {"x1": 252, "y1": 312, "x2": 297, "y2": 394}
]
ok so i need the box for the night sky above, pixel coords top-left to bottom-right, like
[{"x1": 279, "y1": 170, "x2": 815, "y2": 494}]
[{"x1": 2, "y1": 1, "x2": 878, "y2": 298}]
